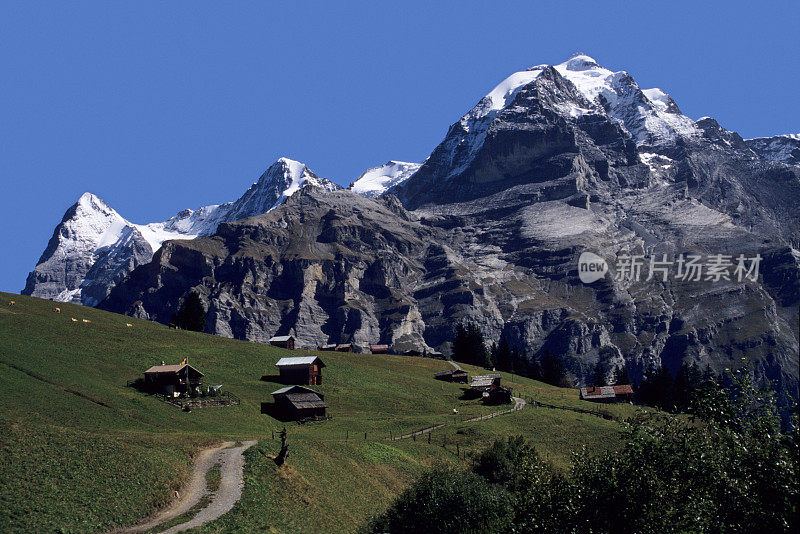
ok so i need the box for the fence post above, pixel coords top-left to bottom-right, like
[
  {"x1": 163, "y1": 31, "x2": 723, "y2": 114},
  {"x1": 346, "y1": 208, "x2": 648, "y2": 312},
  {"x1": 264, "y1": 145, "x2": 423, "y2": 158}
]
[
  {"x1": 272, "y1": 430, "x2": 274, "y2": 440},
  {"x1": 457, "y1": 443, "x2": 460, "y2": 457},
  {"x1": 364, "y1": 432, "x2": 367, "y2": 441},
  {"x1": 346, "y1": 430, "x2": 348, "y2": 441},
  {"x1": 413, "y1": 433, "x2": 416, "y2": 442},
  {"x1": 428, "y1": 432, "x2": 431, "y2": 444}
]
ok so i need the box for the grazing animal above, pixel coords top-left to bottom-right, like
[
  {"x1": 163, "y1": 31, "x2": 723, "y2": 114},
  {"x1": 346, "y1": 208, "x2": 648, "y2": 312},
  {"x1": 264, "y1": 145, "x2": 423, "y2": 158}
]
[
  {"x1": 125, "y1": 323, "x2": 133, "y2": 327},
  {"x1": 53, "y1": 307, "x2": 61, "y2": 313},
  {"x1": 82, "y1": 319, "x2": 91, "y2": 323},
  {"x1": 71, "y1": 318, "x2": 78, "y2": 322},
  {"x1": 8, "y1": 300, "x2": 14, "y2": 306},
  {"x1": 169, "y1": 323, "x2": 178, "y2": 329}
]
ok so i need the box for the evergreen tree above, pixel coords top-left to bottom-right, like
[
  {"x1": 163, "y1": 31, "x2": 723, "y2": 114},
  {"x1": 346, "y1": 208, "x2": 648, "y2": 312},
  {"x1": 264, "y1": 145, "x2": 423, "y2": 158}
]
[
  {"x1": 451, "y1": 323, "x2": 470, "y2": 364},
  {"x1": 540, "y1": 351, "x2": 568, "y2": 387},
  {"x1": 494, "y1": 337, "x2": 513, "y2": 372},
  {"x1": 613, "y1": 364, "x2": 631, "y2": 385},
  {"x1": 176, "y1": 292, "x2": 206, "y2": 332},
  {"x1": 674, "y1": 361, "x2": 701, "y2": 412},
  {"x1": 590, "y1": 360, "x2": 609, "y2": 387},
  {"x1": 637, "y1": 365, "x2": 676, "y2": 411}
]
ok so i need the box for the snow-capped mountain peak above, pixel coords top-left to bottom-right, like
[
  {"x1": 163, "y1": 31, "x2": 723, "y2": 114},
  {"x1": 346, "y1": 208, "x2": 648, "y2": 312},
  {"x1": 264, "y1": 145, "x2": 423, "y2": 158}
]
[
  {"x1": 552, "y1": 55, "x2": 698, "y2": 145},
  {"x1": 226, "y1": 157, "x2": 341, "y2": 221},
  {"x1": 349, "y1": 161, "x2": 422, "y2": 198},
  {"x1": 24, "y1": 157, "x2": 342, "y2": 305}
]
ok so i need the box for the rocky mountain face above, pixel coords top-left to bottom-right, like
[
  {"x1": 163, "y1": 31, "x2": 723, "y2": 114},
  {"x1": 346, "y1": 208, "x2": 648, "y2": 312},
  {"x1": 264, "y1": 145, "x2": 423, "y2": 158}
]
[
  {"x1": 745, "y1": 133, "x2": 800, "y2": 166},
  {"x1": 46, "y1": 54, "x2": 800, "y2": 399},
  {"x1": 23, "y1": 158, "x2": 340, "y2": 305}
]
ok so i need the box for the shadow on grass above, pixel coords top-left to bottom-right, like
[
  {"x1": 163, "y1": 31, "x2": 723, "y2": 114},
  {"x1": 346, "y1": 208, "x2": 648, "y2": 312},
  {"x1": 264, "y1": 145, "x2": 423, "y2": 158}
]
[{"x1": 260, "y1": 402, "x2": 293, "y2": 422}]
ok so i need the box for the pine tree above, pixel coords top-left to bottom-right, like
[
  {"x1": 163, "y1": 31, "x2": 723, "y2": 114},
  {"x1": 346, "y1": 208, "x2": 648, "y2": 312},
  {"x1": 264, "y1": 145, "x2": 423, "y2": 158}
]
[
  {"x1": 614, "y1": 364, "x2": 631, "y2": 385},
  {"x1": 590, "y1": 360, "x2": 609, "y2": 387},
  {"x1": 638, "y1": 365, "x2": 676, "y2": 411},
  {"x1": 176, "y1": 292, "x2": 206, "y2": 332},
  {"x1": 674, "y1": 361, "x2": 701, "y2": 412},
  {"x1": 451, "y1": 324, "x2": 469, "y2": 364},
  {"x1": 540, "y1": 351, "x2": 568, "y2": 387},
  {"x1": 494, "y1": 338, "x2": 513, "y2": 372}
]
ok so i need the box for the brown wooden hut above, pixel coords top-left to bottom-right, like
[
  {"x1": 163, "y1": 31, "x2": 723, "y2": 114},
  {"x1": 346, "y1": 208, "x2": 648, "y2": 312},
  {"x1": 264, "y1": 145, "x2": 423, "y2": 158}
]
[
  {"x1": 434, "y1": 369, "x2": 468, "y2": 383},
  {"x1": 269, "y1": 335, "x2": 296, "y2": 350},
  {"x1": 369, "y1": 344, "x2": 389, "y2": 354},
  {"x1": 275, "y1": 356, "x2": 325, "y2": 385},
  {"x1": 470, "y1": 374, "x2": 501, "y2": 392},
  {"x1": 335, "y1": 343, "x2": 353, "y2": 353},
  {"x1": 270, "y1": 385, "x2": 327, "y2": 421},
  {"x1": 143, "y1": 363, "x2": 203, "y2": 396},
  {"x1": 317, "y1": 343, "x2": 337, "y2": 351}
]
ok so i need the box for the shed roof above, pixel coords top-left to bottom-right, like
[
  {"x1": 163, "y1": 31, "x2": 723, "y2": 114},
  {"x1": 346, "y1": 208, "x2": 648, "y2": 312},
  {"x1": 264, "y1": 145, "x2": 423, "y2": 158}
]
[
  {"x1": 144, "y1": 364, "x2": 204, "y2": 376},
  {"x1": 434, "y1": 370, "x2": 454, "y2": 377},
  {"x1": 275, "y1": 356, "x2": 325, "y2": 367},
  {"x1": 269, "y1": 335, "x2": 295, "y2": 342},
  {"x1": 285, "y1": 393, "x2": 328, "y2": 409},
  {"x1": 369, "y1": 344, "x2": 389, "y2": 351},
  {"x1": 470, "y1": 374, "x2": 501, "y2": 387},
  {"x1": 612, "y1": 384, "x2": 634, "y2": 395},
  {"x1": 580, "y1": 386, "x2": 617, "y2": 399},
  {"x1": 271, "y1": 385, "x2": 320, "y2": 396}
]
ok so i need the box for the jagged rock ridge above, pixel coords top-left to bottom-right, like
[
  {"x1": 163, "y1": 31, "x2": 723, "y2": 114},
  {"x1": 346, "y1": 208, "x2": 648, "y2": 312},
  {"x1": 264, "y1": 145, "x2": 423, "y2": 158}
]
[{"x1": 23, "y1": 158, "x2": 341, "y2": 305}]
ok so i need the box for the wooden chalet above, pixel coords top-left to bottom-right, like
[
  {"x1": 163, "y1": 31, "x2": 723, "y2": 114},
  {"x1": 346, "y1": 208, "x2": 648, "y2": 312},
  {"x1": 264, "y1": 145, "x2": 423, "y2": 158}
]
[
  {"x1": 434, "y1": 369, "x2": 469, "y2": 383},
  {"x1": 470, "y1": 374, "x2": 501, "y2": 392},
  {"x1": 335, "y1": 343, "x2": 353, "y2": 353},
  {"x1": 269, "y1": 335, "x2": 296, "y2": 350},
  {"x1": 369, "y1": 344, "x2": 389, "y2": 354},
  {"x1": 580, "y1": 384, "x2": 634, "y2": 403},
  {"x1": 317, "y1": 343, "x2": 337, "y2": 351},
  {"x1": 275, "y1": 355, "x2": 325, "y2": 385},
  {"x1": 143, "y1": 363, "x2": 203, "y2": 396},
  {"x1": 270, "y1": 385, "x2": 328, "y2": 421}
]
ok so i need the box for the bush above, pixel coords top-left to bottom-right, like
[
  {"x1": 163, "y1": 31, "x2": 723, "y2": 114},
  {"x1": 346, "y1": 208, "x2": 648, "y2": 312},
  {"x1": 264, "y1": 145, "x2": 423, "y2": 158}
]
[{"x1": 368, "y1": 465, "x2": 513, "y2": 533}]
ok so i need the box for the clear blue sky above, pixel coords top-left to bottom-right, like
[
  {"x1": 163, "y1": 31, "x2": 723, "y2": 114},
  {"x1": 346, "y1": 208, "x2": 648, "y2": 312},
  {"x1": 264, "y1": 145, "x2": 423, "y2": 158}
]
[{"x1": 1, "y1": 1, "x2": 798, "y2": 293}]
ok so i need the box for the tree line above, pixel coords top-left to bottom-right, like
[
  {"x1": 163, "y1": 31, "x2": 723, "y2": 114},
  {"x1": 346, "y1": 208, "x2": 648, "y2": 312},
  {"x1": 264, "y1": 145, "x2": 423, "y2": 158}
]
[{"x1": 451, "y1": 321, "x2": 729, "y2": 413}]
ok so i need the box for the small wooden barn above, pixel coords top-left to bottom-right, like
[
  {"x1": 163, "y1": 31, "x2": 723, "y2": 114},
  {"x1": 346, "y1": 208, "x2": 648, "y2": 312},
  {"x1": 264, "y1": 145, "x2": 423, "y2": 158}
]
[
  {"x1": 317, "y1": 343, "x2": 337, "y2": 351},
  {"x1": 269, "y1": 335, "x2": 296, "y2": 350},
  {"x1": 434, "y1": 369, "x2": 469, "y2": 383},
  {"x1": 580, "y1": 384, "x2": 634, "y2": 403},
  {"x1": 143, "y1": 363, "x2": 204, "y2": 396},
  {"x1": 335, "y1": 343, "x2": 353, "y2": 353},
  {"x1": 275, "y1": 355, "x2": 325, "y2": 385},
  {"x1": 369, "y1": 344, "x2": 389, "y2": 354},
  {"x1": 470, "y1": 374, "x2": 501, "y2": 392},
  {"x1": 270, "y1": 385, "x2": 328, "y2": 421}
]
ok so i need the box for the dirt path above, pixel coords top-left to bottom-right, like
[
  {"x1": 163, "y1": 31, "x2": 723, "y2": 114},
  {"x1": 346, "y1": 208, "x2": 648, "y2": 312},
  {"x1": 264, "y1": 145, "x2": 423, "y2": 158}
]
[{"x1": 118, "y1": 440, "x2": 257, "y2": 534}]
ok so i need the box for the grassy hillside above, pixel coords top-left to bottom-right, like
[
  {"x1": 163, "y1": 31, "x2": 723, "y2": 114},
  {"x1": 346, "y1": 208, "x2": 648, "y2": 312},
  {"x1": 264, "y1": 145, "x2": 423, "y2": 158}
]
[{"x1": 0, "y1": 292, "x2": 638, "y2": 533}]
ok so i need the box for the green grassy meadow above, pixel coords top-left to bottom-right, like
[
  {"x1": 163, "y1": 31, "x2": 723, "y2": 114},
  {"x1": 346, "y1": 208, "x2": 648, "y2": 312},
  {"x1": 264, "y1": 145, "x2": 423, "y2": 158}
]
[{"x1": 0, "y1": 292, "x2": 639, "y2": 533}]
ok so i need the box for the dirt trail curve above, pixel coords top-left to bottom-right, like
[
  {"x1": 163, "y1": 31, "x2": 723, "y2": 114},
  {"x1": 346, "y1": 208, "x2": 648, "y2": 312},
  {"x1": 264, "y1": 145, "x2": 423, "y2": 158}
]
[
  {"x1": 390, "y1": 361, "x2": 525, "y2": 441},
  {"x1": 117, "y1": 440, "x2": 257, "y2": 534}
]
